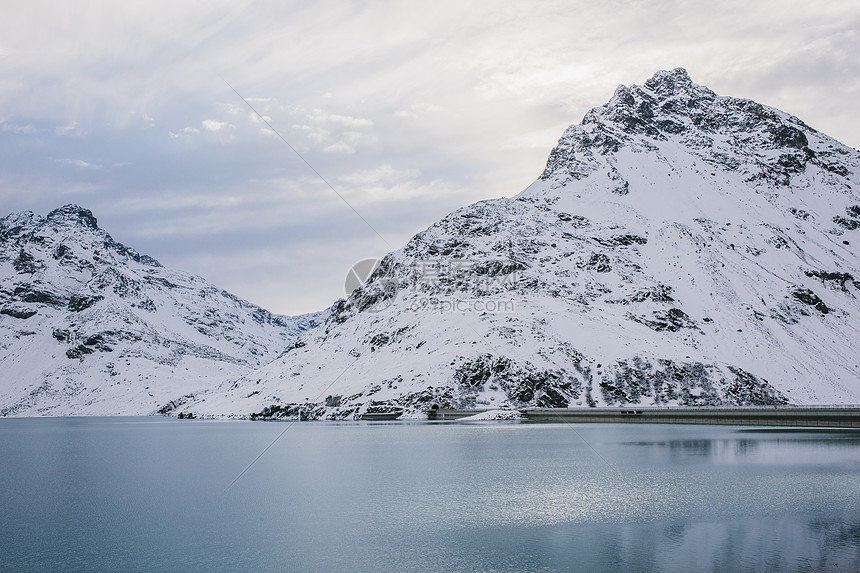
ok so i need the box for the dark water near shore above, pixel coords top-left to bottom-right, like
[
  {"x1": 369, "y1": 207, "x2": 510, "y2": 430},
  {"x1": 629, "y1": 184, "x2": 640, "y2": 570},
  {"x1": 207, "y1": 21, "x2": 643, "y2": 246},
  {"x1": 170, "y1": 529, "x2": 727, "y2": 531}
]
[{"x1": 1, "y1": 417, "x2": 859, "y2": 572}]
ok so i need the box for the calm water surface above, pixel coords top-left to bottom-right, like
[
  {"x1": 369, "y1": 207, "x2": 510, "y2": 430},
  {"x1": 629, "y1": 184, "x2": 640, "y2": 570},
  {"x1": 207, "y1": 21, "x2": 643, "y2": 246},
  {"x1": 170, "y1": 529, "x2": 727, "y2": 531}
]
[{"x1": 1, "y1": 418, "x2": 859, "y2": 572}]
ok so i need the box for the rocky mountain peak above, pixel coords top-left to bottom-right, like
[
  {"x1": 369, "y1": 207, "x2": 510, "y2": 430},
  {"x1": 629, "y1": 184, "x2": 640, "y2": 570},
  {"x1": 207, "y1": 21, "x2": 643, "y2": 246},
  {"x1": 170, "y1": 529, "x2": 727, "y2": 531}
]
[
  {"x1": 582, "y1": 68, "x2": 795, "y2": 144},
  {"x1": 1, "y1": 204, "x2": 163, "y2": 270},
  {"x1": 0, "y1": 205, "x2": 329, "y2": 416},
  {"x1": 642, "y1": 67, "x2": 696, "y2": 96},
  {"x1": 540, "y1": 68, "x2": 853, "y2": 189},
  {"x1": 606, "y1": 68, "x2": 703, "y2": 109},
  {"x1": 46, "y1": 204, "x2": 99, "y2": 229}
]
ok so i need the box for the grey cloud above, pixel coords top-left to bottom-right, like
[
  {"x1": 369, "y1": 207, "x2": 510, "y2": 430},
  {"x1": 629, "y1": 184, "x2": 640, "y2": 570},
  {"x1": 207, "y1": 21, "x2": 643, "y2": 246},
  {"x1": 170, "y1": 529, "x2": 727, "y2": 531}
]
[{"x1": 53, "y1": 158, "x2": 100, "y2": 169}]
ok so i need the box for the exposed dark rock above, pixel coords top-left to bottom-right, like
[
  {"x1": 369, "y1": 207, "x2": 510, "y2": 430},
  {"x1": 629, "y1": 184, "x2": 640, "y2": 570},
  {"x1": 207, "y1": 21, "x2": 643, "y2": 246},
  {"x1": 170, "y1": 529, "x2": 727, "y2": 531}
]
[
  {"x1": 156, "y1": 394, "x2": 196, "y2": 415},
  {"x1": 630, "y1": 285, "x2": 674, "y2": 303},
  {"x1": 629, "y1": 308, "x2": 699, "y2": 332},
  {"x1": 363, "y1": 401, "x2": 404, "y2": 416},
  {"x1": 770, "y1": 125, "x2": 808, "y2": 149},
  {"x1": 582, "y1": 253, "x2": 612, "y2": 272},
  {"x1": 53, "y1": 244, "x2": 71, "y2": 260},
  {"x1": 593, "y1": 234, "x2": 648, "y2": 247},
  {"x1": 250, "y1": 403, "x2": 325, "y2": 421},
  {"x1": 64, "y1": 332, "x2": 115, "y2": 359},
  {"x1": 395, "y1": 387, "x2": 455, "y2": 412},
  {"x1": 68, "y1": 294, "x2": 104, "y2": 312},
  {"x1": 556, "y1": 212, "x2": 589, "y2": 226},
  {"x1": 65, "y1": 345, "x2": 96, "y2": 359},
  {"x1": 470, "y1": 259, "x2": 527, "y2": 277},
  {"x1": 13, "y1": 249, "x2": 40, "y2": 274},
  {"x1": 13, "y1": 286, "x2": 65, "y2": 307},
  {"x1": 791, "y1": 288, "x2": 830, "y2": 314},
  {"x1": 452, "y1": 354, "x2": 579, "y2": 408},
  {"x1": 603, "y1": 358, "x2": 727, "y2": 406},
  {"x1": 611, "y1": 180, "x2": 630, "y2": 195},
  {"x1": 369, "y1": 333, "x2": 390, "y2": 348},
  {"x1": 834, "y1": 217, "x2": 860, "y2": 230},
  {"x1": 804, "y1": 270, "x2": 856, "y2": 291},
  {"x1": 724, "y1": 367, "x2": 789, "y2": 405},
  {"x1": 834, "y1": 206, "x2": 860, "y2": 230},
  {"x1": 816, "y1": 159, "x2": 849, "y2": 177},
  {"x1": 0, "y1": 307, "x2": 37, "y2": 319},
  {"x1": 789, "y1": 208, "x2": 810, "y2": 221},
  {"x1": 776, "y1": 153, "x2": 806, "y2": 175}
]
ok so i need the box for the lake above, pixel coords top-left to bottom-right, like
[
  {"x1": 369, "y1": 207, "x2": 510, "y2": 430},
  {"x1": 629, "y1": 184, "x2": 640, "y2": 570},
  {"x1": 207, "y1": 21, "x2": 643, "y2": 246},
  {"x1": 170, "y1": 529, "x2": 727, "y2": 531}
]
[{"x1": 1, "y1": 417, "x2": 859, "y2": 572}]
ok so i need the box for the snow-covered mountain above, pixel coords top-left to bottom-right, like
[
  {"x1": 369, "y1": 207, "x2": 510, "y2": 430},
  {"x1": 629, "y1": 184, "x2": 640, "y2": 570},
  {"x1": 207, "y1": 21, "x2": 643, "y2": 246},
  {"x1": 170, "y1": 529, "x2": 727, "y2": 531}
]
[
  {"x1": 183, "y1": 68, "x2": 860, "y2": 420},
  {"x1": 0, "y1": 205, "x2": 328, "y2": 416}
]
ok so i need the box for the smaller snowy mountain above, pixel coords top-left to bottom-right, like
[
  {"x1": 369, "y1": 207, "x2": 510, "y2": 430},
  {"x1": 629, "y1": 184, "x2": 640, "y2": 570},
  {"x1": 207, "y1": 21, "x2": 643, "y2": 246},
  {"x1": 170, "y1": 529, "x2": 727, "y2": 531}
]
[{"x1": 0, "y1": 205, "x2": 327, "y2": 416}]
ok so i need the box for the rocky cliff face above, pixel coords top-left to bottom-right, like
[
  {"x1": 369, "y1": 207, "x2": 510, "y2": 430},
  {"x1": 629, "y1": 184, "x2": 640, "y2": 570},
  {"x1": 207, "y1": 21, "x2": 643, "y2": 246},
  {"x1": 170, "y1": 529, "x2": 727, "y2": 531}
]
[
  {"x1": 181, "y1": 68, "x2": 860, "y2": 420},
  {"x1": 0, "y1": 205, "x2": 327, "y2": 416}
]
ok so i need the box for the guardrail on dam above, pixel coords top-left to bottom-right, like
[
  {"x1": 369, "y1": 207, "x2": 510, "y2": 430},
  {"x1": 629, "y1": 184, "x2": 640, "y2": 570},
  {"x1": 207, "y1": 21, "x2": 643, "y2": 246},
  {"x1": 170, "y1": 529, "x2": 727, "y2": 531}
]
[{"x1": 428, "y1": 406, "x2": 860, "y2": 428}]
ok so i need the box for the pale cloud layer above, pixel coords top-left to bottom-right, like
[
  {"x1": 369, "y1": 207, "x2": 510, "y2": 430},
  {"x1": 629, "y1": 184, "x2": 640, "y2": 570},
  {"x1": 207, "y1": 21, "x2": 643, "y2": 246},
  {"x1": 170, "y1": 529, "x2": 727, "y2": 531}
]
[{"x1": 1, "y1": 0, "x2": 859, "y2": 314}]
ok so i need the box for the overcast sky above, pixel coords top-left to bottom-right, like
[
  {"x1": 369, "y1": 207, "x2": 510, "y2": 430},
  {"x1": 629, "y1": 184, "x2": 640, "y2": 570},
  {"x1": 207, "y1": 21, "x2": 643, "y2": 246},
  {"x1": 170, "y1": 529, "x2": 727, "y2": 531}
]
[{"x1": 2, "y1": 0, "x2": 858, "y2": 315}]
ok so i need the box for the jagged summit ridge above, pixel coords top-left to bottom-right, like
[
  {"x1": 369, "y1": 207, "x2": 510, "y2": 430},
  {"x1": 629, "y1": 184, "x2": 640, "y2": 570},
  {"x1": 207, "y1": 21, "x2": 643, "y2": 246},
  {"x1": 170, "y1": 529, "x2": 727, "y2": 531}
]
[
  {"x1": 0, "y1": 205, "x2": 328, "y2": 416},
  {"x1": 641, "y1": 67, "x2": 697, "y2": 96},
  {"x1": 541, "y1": 68, "x2": 855, "y2": 192},
  {"x1": 2, "y1": 203, "x2": 162, "y2": 269},
  {"x1": 181, "y1": 69, "x2": 860, "y2": 420},
  {"x1": 46, "y1": 204, "x2": 100, "y2": 229}
]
